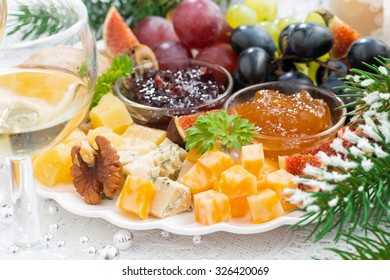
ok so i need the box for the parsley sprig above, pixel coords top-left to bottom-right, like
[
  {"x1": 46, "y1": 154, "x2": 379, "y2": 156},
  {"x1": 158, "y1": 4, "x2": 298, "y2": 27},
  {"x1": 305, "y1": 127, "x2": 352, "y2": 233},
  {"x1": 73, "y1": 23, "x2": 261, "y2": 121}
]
[
  {"x1": 91, "y1": 54, "x2": 133, "y2": 108},
  {"x1": 185, "y1": 110, "x2": 257, "y2": 154}
]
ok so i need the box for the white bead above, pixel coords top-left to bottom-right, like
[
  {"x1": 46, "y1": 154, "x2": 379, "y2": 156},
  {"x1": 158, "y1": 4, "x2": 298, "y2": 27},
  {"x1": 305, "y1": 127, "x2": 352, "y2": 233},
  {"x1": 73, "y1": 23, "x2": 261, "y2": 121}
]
[
  {"x1": 1, "y1": 205, "x2": 13, "y2": 219},
  {"x1": 160, "y1": 230, "x2": 171, "y2": 239},
  {"x1": 97, "y1": 245, "x2": 119, "y2": 260},
  {"x1": 44, "y1": 233, "x2": 54, "y2": 242},
  {"x1": 193, "y1": 235, "x2": 202, "y2": 245},
  {"x1": 87, "y1": 245, "x2": 97, "y2": 255},
  {"x1": 56, "y1": 240, "x2": 65, "y2": 247},
  {"x1": 48, "y1": 223, "x2": 59, "y2": 233},
  {"x1": 9, "y1": 245, "x2": 19, "y2": 254},
  {"x1": 47, "y1": 205, "x2": 58, "y2": 217},
  {"x1": 79, "y1": 236, "x2": 89, "y2": 244},
  {"x1": 113, "y1": 229, "x2": 133, "y2": 251}
]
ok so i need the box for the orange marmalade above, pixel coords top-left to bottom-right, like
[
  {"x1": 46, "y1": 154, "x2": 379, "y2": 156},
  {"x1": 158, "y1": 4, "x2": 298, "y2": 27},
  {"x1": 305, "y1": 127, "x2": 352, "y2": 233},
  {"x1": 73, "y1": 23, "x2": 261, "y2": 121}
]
[{"x1": 235, "y1": 89, "x2": 331, "y2": 138}]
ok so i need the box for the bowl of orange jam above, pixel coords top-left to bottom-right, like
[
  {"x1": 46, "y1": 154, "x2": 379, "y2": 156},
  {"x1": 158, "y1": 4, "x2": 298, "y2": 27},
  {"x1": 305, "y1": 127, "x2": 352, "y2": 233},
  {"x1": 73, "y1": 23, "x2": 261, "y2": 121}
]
[{"x1": 224, "y1": 81, "x2": 347, "y2": 158}]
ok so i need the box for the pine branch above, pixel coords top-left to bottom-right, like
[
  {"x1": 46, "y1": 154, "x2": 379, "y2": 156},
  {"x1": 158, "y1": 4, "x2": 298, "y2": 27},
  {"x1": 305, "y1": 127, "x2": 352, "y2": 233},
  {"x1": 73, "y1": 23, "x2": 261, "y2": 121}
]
[
  {"x1": 288, "y1": 57, "x2": 390, "y2": 253},
  {"x1": 7, "y1": 1, "x2": 77, "y2": 40},
  {"x1": 328, "y1": 223, "x2": 390, "y2": 260}
]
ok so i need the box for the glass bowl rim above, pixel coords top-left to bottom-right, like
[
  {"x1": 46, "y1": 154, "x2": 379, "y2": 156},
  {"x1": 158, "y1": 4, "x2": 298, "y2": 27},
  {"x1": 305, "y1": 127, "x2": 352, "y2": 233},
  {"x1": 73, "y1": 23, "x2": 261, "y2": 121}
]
[
  {"x1": 0, "y1": 0, "x2": 89, "y2": 50},
  {"x1": 223, "y1": 81, "x2": 347, "y2": 142},
  {"x1": 114, "y1": 58, "x2": 234, "y2": 113}
]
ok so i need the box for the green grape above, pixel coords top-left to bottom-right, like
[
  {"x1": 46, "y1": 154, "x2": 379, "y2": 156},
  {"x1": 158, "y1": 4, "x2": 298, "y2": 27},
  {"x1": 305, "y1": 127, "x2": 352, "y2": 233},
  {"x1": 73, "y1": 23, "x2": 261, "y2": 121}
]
[
  {"x1": 307, "y1": 61, "x2": 319, "y2": 84},
  {"x1": 276, "y1": 16, "x2": 297, "y2": 31},
  {"x1": 244, "y1": 0, "x2": 278, "y2": 22},
  {"x1": 294, "y1": 62, "x2": 309, "y2": 75},
  {"x1": 305, "y1": 12, "x2": 326, "y2": 26},
  {"x1": 257, "y1": 21, "x2": 279, "y2": 45},
  {"x1": 226, "y1": 4, "x2": 258, "y2": 29}
]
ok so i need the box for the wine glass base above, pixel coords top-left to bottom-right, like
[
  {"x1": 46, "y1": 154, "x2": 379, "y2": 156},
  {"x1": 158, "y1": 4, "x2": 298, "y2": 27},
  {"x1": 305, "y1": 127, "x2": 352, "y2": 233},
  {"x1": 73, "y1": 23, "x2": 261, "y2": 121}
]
[{"x1": 7, "y1": 246, "x2": 65, "y2": 260}]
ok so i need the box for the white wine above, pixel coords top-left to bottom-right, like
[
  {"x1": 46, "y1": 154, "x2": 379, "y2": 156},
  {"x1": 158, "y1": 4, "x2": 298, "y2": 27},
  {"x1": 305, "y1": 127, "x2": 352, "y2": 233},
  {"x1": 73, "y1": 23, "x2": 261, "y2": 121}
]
[
  {"x1": 0, "y1": 67, "x2": 90, "y2": 157},
  {"x1": 0, "y1": 0, "x2": 6, "y2": 41}
]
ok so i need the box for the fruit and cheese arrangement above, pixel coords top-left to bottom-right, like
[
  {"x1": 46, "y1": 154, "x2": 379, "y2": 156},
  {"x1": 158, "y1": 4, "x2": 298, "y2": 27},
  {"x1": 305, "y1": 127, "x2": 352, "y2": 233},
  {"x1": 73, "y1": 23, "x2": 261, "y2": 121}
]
[{"x1": 33, "y1": 0, "x2": 390, "y2": 228}]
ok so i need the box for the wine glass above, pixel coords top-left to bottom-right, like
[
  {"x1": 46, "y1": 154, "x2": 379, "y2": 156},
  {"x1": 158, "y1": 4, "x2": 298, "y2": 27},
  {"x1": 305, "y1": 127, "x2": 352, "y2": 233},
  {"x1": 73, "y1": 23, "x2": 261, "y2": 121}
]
[{"x1": 0, "y1": 0, "x2": 97, "y2": 257}]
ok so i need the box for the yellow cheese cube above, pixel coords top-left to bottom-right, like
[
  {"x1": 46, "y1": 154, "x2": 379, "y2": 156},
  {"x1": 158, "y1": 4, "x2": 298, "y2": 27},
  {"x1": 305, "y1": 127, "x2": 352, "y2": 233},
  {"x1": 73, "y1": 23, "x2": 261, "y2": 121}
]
[
  {"x1": 33, "y1": 143, "x2": 72, "y2": 186},
  {"x1": 179, "y1": 163, "x2": 216, "y2": 195},
  {"x1": 197, "y1": 150, "x2": 234, "y2": 179},
  {"x1": 257, "y1": 158, "x2": 279, "y2": 190},
  {"x1": 121, "y1": 123, "x2": 166, "y2": 146},
  {"x1": 241, "y1": 143, "x2": 264, "y2": 177},
  {"x1": 116, "y1": 176, "x2": 156, "y2": 219},
  {"x1": 89, "y1": 93, "x2": 133, "y2": 134},
  {"x1": 230, "y1": 196, "x2": 250, "y2": 217},
  {"x1": 219, "y1": 165, "x2": 257, "y2": 198},
  {"x1": 86, "y1": 126, "x2": 128, "y2": 151},
  {"x1": 194, "y1": 190, "x2": 231, "y2": 225},
  {"x1": 62, "y1": 128, "x2": 86, "y2": 147},
  {"x1": 247, "y1": 189, "x2": 284, "y2": 224}
]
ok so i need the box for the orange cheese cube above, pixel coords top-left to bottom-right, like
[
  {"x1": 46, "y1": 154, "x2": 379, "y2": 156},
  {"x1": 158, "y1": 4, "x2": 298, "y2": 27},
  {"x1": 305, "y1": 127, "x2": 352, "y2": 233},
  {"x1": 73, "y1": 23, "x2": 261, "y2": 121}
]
[
  {"x1": 194, "y1": 190, "x2": 231, "y2": 225},
  {"x1": 247, "y1": 189, "x2": 285, "y2": 224},
  {"x1": 186, "y1": 149, "x2": 202, "y2": 163},
  {"x1": 219, "y1": 165, "x2": 257, "y2": 198},
  {"x1": 230, "y1": 196, "x2": 250, "y2": 217},
  {"x1": 241, "y1": 143, "x2": 264, "y2": 177},
  {"x1": 179, "y1": 163, "x2": 216, "y2": 195},
  {"x1": 116, "y1": 176, "x2": 156, "y2": 219},
  {"x1": 264, "y1": 169, "x2": 298, "y2": 212},
  {"x1": 257, "y1": 158, "x2": 279, "y2": 190},
  {"x1": 197, "y1": 150, "x2": 234, "y2": 178}
]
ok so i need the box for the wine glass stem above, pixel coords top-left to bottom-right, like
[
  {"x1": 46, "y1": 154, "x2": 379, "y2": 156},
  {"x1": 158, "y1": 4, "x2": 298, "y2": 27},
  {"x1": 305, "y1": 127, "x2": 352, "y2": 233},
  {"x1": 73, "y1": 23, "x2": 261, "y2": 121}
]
[{"x1": 10, "y1": 157, "x2": 44, "y2": 249}]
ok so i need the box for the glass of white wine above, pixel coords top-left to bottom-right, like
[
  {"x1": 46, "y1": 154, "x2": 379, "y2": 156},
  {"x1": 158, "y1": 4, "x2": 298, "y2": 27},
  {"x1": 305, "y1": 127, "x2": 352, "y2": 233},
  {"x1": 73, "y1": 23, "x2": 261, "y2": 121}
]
[{"x1": 0, "y1": 0, "x2": 97, "y2": 257}]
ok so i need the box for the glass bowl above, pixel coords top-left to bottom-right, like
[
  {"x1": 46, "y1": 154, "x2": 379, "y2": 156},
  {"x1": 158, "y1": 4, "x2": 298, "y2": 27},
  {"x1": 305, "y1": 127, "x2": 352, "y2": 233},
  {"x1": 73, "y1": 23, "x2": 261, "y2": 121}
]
[
  {"x1": 114, "y1": 58, "x2": 233, "y2": 129},
  {"x1": 224, "y1": 81, "x2": 347, "y2": 159}
]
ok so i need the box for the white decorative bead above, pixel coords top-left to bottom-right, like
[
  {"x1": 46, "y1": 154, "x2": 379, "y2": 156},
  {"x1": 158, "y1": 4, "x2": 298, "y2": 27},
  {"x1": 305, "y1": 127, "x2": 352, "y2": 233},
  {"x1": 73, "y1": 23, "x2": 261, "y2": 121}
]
[
  {"x1": 44, "y1": 233, "x2": 54, "y2": 242},
  {"x1": 79, "y1": 236, "x2": 89, "y2": 244},
  {"x1": 160, "y1": 230, "x2": 171, "y2": 239},
  {"x1": 48, "y1": 223, "x2": 59, "y2": 233},
  {"x1": 97, "y1": 245, "x2": 119, "y2": 260},
  {"x1": 9, "y1": 245, "x2": 19, "y2": 254},
  {"x1": 47, "y1": 205, "x2": 58, "y2": 217},
  {"x1": 113, "y1": 229, "x2": 133, "y2": 251},
  {"x1": 1, "y1": 205, "x2": 13, "y2": 219},
  {"x1": 56, "y1": 240, "x2": 65, "y2": 247},
  {"x1": 193, "y1": 235, "x2": 202, "y2": 245},
  {"x1": 87, "y1": 245, "x2": 97, "y2": 255}
]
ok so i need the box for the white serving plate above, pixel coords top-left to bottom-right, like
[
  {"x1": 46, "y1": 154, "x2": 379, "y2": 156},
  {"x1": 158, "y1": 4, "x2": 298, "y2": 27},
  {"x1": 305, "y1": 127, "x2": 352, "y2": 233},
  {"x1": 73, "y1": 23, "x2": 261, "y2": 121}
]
[{"x1": 36, "y1": 181, "x2": 303, "y2": 235}]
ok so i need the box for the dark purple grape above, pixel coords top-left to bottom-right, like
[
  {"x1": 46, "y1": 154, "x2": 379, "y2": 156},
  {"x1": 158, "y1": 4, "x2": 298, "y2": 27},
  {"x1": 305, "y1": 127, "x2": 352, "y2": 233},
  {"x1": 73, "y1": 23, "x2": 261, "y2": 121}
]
[
  {"x1": 348, "y1": 36, "x2": 390, "y2": 71},
  {"x1": 233, "y1": 69, "x2": 250, "y2": 91},
  {"x1": 316, "y1": 60, "x2": 348, "y2": 85},
  {"x1": 278, "y1": 70, "x2": 313, "y2": 85},
  {"x1": 237, "y1": 47, "x2": 271, "y2": 84},
  {"x1": 230, "y1": 25, "x2": 276, "y2": 57},
  {"x1": 320, "y1": 77, "x2": 357, "y2": 114},
  {"x1": 288, "y1": 23, "x2": 333, "y2": 59},
  {"x1": 278, "y1": 23, "x2": 299, "y2": 55}
]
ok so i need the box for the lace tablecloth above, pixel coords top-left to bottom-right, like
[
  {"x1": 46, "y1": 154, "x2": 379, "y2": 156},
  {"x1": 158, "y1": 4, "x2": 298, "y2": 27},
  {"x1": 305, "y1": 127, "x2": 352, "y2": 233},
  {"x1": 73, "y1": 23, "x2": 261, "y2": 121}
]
[{"x1": 0, "y1": 197, "x2": 351, "y2": 260}]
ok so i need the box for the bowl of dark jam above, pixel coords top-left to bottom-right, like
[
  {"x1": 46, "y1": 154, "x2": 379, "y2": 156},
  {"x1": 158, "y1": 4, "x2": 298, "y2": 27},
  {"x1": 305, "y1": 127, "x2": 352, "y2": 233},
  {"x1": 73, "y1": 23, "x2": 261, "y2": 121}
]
[{"x1": 114, "y1": 58, "x2": 233, "y2": 128}]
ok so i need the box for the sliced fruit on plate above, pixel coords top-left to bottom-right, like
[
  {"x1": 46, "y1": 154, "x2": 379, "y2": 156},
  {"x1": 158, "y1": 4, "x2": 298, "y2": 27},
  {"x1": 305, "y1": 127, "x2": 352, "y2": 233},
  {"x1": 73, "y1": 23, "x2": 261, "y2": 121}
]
[
  {"x1": 314, "y1": 8, "x2": 361, "y2": 60},
  {"x1": 166, "y1": 109, "x2": 220, "y2": 146},
  {"x1": 103, "y1": 6, "x2": 156, "y2": 65},
  {"x1": 278, "y1": 153, "x2": 322, "y2": 176}
]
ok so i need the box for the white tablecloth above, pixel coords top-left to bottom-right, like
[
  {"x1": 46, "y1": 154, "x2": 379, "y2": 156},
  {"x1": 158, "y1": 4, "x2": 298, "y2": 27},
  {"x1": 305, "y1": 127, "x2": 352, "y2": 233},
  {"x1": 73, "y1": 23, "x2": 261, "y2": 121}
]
[{"x1": 0, "y1": 197, "x2": 354, "y2": 260}]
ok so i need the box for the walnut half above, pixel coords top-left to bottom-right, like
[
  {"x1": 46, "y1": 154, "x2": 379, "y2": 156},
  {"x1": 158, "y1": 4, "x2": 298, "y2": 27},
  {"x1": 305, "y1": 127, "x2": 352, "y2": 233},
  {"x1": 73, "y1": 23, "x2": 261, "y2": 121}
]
[{"x1": 71, "y1": 135, "x2": 122, "y2": 205}]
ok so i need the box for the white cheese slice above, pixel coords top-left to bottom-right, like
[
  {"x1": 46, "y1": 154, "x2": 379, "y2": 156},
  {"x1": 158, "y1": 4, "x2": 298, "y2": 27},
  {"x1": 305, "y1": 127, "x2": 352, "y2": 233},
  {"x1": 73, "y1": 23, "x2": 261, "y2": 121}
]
[
  {"x1": 150, "y1": 177, "x2": 192, "y2": 218},
  {"x1": 123, "y1": 154, "x2": 157, "y2": 180}
]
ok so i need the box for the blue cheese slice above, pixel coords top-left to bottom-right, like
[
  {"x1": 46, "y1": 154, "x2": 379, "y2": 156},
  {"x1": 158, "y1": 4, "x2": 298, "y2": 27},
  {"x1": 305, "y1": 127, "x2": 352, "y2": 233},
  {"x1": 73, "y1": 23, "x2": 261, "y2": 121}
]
[
  {"x1": 123, "y1": 154, "x2": 159, "y2": 180},
  {"x1": 150, "y1": 177, "x2": 192, "y2": 218}
]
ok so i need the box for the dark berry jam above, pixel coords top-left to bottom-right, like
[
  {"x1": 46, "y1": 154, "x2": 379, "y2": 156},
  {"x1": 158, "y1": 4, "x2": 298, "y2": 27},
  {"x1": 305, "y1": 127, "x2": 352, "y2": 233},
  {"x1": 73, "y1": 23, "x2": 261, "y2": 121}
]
[{"x1": 124, "y1": 66, "x2": 226, "y2": 109}]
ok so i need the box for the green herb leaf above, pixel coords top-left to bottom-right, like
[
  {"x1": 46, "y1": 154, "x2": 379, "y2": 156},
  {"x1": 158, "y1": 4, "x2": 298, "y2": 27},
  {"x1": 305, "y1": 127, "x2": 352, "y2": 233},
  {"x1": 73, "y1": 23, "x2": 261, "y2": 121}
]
[
  {"x1": 91, "y1": 54, "x2": 133, "y2": 108},
  {"x1": 184, "y1": 110, "x2": 257, "y2": 154}
]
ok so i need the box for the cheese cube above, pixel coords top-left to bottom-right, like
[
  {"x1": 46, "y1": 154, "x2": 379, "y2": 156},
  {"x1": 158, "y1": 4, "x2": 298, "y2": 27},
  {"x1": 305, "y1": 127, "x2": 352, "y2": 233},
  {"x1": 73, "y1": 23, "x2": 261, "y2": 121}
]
[
  {"x1": 264, "y1": 169, "x2": 298, "y2": 212},
  {"x1": 194, "y1": 190, "x2": 231, "y2": 225},
  {"x1": 86, "y1": 126, "x2": 128, "y2": 151},
  {"x1": 219, "y1": 165, "x2": 257, "y2": 198},
  {"x1": 230, "y1": 196, "x2": 250, "y2": 217},
  {"x1": 116, "y1": 176, "x2": 156, "y2": 219},
  {"x1": 241, "y1": 143, "x2": 264, "y2": 177},
  {"x1": 150, "y1": 177, "x2": 192, "y2": 218},
  {"x1": 123, "y1": 154, "x2": 157, "y2": 180},
  {"x1": 89, "y1": 93, "x2": 133, "y2": 134},
  {"x1": 121, "y1": 123, "x2": 166, "y2": 146},
  {"x1": 62, "y1": 128, "x2": 86, "y2": 147},
  {"x1": 197, "y1": 150, "x2": 234, "y2": 179},
  {"x1": 257, "y1": 158, "x2": 279, "y2": 190},
  {"x1": 247, "y1": 189, "x2": 284, "y2": 224},
  {"x1": 179, "y1": 163, "x2": 217, "y2": 195},
  {"x1": 33, "y1": 143, "x2": 72, "y2": 186}
]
